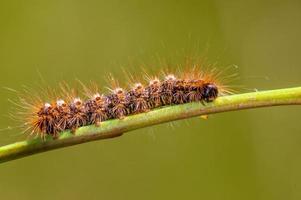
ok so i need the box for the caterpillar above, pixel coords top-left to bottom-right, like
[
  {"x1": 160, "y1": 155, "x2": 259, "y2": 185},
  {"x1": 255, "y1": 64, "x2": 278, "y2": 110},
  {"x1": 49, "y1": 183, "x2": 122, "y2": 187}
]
[{"x1": 14, "y1": 66, "x2": 233, "y2": 139}]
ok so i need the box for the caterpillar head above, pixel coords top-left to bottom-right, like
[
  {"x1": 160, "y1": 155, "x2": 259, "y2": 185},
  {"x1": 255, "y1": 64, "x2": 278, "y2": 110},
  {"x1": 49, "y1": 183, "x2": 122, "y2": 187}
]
[{"x1": 202, "y1": 83, "x2": 218, "y2": 102}]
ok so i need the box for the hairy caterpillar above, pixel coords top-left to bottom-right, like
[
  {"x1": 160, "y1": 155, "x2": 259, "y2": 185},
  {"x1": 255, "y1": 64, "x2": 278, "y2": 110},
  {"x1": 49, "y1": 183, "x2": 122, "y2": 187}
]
[{"x1": 13, "y1": 65, "x2": 233, "y2": 139}]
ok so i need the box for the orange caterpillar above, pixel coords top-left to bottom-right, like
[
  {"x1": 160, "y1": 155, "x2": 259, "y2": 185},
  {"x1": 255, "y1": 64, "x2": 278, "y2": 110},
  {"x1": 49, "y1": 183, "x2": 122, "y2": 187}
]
[{"x1": 14, "y1": 66, "x2": 233, "y2": 139}]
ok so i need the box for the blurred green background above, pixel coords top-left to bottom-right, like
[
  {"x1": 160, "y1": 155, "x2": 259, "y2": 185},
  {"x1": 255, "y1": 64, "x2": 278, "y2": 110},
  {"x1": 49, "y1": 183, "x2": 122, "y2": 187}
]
[{"x1": 0, "y1": 0, "x2": 301, "y2": 199}]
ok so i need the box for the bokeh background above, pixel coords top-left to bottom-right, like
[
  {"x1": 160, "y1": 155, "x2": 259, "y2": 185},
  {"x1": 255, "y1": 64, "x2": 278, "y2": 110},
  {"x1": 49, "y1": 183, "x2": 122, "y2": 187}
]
[{"x1": 0, "y1": 0, "x2": 301, "y2": 199}]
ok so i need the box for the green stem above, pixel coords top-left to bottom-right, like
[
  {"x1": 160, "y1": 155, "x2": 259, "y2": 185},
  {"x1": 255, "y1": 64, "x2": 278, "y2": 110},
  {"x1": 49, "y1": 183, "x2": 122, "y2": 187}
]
[{"x1": 0, "y1": 87, "x2": 300, "y2": 164}]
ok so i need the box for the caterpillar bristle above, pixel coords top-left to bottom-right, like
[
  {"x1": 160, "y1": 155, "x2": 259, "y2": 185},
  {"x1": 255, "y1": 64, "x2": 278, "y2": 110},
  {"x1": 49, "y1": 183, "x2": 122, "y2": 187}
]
[
  {"x1": 55, "y1": 99, "x2": 70, "y2": 132},
  {"x1": 35, "y1": 102, "x2": 56, "y2": 137},
  {"x1": 85, "y1": 93, "x2": 110, "y2": 126},
  {"x1": 146, "y1": 77, "x2": 161, "y2": 109},
  {"x1": 11, "y1": 63, "x2": 236, "y2": 139},
  {"x1": 160, "y1": 74, "x2": 177, "y2": 105},
  {"x1": 68, "y1": 97, "x2": 88, "y2": 133},
  {"x1": 107, "y1": 87, "x2": 129, "y2": 119},
  {"x1": 173, "y1": 79, "x2": 186, "y2": 104},
  {"x1": 126, "y1": 82, "x2": 149, "y2": 114}
]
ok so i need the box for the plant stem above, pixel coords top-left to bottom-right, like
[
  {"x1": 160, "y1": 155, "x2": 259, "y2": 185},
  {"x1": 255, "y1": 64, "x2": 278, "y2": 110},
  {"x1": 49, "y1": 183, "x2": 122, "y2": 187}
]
[{"x1": 0, "y1": 86, "x2": 300, "y2": 164}]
